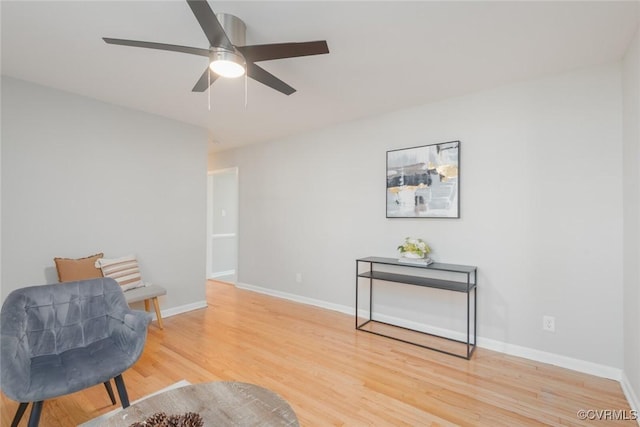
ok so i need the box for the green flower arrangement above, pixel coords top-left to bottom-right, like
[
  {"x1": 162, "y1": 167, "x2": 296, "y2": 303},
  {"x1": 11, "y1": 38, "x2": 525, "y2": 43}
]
[{"x1": 397, "y1": 237, "x2": 431, "y2": 259}]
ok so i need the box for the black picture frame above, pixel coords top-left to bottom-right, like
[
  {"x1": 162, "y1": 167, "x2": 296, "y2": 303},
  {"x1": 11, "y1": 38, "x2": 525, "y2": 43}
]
[{"x1": 386, "y1": 141, "x2": 460, "y2": 218}]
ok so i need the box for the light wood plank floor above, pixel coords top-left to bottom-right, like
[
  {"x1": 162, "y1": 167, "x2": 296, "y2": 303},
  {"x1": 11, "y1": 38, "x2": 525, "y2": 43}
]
[{"x1": 1, "y1": 281, "x2": 634, "y2": 426}]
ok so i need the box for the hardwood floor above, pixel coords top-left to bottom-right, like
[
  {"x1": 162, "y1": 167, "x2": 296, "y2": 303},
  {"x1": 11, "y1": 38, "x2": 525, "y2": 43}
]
[{"x1": 1, "y1": 281, "x2": 634, "y2": 426}]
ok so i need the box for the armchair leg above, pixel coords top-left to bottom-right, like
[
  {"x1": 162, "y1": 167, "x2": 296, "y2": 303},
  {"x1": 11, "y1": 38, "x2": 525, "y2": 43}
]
[
  {"x1": 27, "y1": 401, "x2": 43, "y2": 427},
  {"x1": 104, "y1": 380, "x2": 117, "y2": 405},
  {"x1": 113, "y1": 374, "x2": 130, "y2": 408},
  {"x1": 11, "y1": 402, "x2": 29, "y2": 427}
]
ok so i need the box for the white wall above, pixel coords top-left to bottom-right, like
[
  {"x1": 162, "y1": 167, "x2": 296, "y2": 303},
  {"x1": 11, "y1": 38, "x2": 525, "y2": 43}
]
[
  {"x1": 210, "y1": 64, "x2": 624, "y2": 370},
  {"x1": 1, "y1": 77, "x2": 208, "y2": 310},
  {"x1": 0, "y1": 77, "x2": 3, "y2": 297},
  {"x1": 623, "y1": 26, "x2": 640, "y2": 408}
]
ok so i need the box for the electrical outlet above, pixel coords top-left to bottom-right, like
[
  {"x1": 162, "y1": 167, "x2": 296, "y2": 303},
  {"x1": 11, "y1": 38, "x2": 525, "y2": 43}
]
[
  {"x1": 543, "y1": 315, "x2": 555, "y2": 332},
  {"x1": 295, "y1": 273, "x2": 302, "y2": 284}
]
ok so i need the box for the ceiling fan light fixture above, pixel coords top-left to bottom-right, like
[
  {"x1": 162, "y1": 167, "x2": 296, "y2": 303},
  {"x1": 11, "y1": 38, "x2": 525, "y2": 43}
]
[{"x1": 209, "y1": 50, "x2": 245, "y2": 78}]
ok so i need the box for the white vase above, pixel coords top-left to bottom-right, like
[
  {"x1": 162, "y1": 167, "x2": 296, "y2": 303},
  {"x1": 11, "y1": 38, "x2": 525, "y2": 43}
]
[{"x1": 402, "y1": 252, "x2": 424, "y2": 259}]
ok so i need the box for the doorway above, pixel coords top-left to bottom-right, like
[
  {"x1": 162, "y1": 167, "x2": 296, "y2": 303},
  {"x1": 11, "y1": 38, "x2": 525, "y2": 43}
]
[{"x1": 206, "y1": 167, "x2": 238, "y2": 283}]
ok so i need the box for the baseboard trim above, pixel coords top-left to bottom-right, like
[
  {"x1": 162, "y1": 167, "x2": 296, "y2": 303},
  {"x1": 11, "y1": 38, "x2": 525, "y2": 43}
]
[
  {"x1": 621, "y1": 373, "x2": 640, "y2": 425},
  {"x1": 156, "y1": 300, "x2": 208, "y2": 320},
  {"x1": 237, "y1": 282, "x2": 354, "y2": 316},
  {"x1": 209, "y1": 270, "x2": 236, "y2": 279},
  {"x1": 128, "y1": 298, "x2": 207, "y2": 324},
  {"x1": 478, "y1": 336, "x2": 622, "y2": 381},
  {"x1": 236, "y1": 282, "x2": 622, "y2": 381}
]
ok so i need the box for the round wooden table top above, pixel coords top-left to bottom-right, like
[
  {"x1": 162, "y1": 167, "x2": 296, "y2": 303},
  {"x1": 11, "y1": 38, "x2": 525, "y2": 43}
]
[{"x1": 101, "y1": 381, "x2": 299, "y2": 426}]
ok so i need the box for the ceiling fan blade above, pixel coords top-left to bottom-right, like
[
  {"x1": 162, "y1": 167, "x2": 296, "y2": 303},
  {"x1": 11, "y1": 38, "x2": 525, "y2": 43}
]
[
  {"x1": 238, "y1": 41, "x2": 329, "y2": 63},
  {"x1": 246, "y1": 62, "x2": 296, "y2": 95},
  {"x1": 103, "y1": 38, "x2": 210, "y2": 57},
  {"x1": 192, "y1": 67, "x2": 220, "y2": 92},
  {"x1": 186, "y1": 0, "x2": 234, "y2": 51}
]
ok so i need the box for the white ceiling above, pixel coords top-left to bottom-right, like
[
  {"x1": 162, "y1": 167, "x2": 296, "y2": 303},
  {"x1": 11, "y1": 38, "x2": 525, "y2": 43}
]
[{"x1": 2, "y1": 1, "x2": 638, "y2": 152}]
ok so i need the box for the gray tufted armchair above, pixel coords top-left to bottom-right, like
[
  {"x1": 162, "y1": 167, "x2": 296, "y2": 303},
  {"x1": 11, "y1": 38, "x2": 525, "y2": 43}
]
[{"x1": 1, "y1": 278, "x2": 151, "y2": 426}]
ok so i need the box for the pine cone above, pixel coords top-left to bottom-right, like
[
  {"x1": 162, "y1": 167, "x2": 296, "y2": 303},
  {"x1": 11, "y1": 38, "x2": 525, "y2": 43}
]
[
  {"x1": 166, "y1": 414, "x2": 181, "y2": 426},
  {"x1": 149, "y1": 412, "x2": 168, "y2": 424},
  {"x1": 129, "y1": 411, "x2": 168, "y2": 427},
  {"x1": 128, "y1": 411, "x2": 203, "y2": 427},
  {"x1": 181, "y1": 412, "x2": 204, "y2": 427}
]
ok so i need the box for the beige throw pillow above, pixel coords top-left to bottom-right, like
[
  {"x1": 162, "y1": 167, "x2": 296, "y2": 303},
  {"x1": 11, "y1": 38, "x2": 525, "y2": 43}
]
[{"x1": 96, "y1": 255, "x2": 145, "y2": 291}]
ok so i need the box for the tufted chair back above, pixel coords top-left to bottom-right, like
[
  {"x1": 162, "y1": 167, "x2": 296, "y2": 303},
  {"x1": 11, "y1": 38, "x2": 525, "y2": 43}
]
[{"x1": 12, "y1": 279, "x2": 124, "y2": 358}]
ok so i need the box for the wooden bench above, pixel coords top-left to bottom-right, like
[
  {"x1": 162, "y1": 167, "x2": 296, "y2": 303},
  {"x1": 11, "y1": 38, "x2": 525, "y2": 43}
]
[{"x1": 123, "y1": 284, "x2": 167, "y2": 329}]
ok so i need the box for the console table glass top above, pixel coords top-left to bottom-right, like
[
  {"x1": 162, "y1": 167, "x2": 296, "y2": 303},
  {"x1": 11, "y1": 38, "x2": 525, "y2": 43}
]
[
  {"x1": 356, "y1": 257, "x2": 477, "y2": 293},
  {"x1": 357, "y1": 256, "x2": 477, "y2": 274}
]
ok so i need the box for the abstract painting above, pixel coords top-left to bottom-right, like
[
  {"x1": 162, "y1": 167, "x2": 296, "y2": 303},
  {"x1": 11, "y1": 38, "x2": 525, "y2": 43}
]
[{"x1": 386, "y1": 141, "x2": 460, "y2": 218}]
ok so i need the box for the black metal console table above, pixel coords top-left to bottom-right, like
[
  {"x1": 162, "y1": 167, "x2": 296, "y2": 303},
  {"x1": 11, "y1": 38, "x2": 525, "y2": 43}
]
[{"x1": 355, "y1": 257, "x2": 477, "y2": 359}]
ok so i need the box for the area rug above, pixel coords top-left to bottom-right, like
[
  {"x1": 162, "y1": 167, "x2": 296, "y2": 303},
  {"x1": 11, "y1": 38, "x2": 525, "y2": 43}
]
[{"x1": 78, "y1": 380, "x2": 191, "y2": 427}]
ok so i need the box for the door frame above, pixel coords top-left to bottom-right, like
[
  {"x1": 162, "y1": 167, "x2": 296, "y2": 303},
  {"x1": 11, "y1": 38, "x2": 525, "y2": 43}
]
[{"x1": 206, "y1": 167, "x2": 239, "y2": 284}]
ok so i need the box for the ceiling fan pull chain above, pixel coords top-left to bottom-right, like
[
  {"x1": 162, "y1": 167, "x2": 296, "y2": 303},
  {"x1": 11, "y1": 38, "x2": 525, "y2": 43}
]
[{"x1": 244, "y1": 71, "x2": 248, "y2": 109}]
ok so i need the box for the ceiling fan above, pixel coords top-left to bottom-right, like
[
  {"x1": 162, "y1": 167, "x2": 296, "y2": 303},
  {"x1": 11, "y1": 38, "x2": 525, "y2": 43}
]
[{"x1": 103, "y1": 0, "x2": 329, "y2": 95}]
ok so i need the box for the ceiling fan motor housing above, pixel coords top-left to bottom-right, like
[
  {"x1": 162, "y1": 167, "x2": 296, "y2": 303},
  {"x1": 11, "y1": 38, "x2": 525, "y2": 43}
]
[
  {"x1": 215, "y1": 13, "x2": 245, "y2": 47},
  {"x1": 210, "y1": 13, "x2": 246, "y2": 65}
]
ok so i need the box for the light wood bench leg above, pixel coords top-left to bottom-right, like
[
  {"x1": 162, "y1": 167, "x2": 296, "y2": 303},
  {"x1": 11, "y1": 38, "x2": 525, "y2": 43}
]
[
  {"x1": 151, "y1": 297, "x2": 164, "y2": 329},
  {"x1": 123, "y1": 284, "x2": 167, "y2": 330}
]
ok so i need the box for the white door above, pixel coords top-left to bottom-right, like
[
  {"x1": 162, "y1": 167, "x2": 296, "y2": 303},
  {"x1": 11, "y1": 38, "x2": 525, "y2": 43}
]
[{"x1": 206, "y1": 167, "x2": 238, "y2": 283}]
